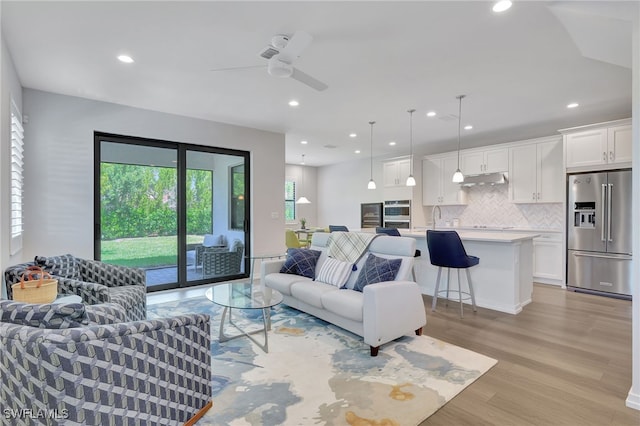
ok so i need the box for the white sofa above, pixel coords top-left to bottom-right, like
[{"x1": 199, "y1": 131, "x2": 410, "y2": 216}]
[{"x1": 261, "y1": 232, "x2": 427, "y2": 356}]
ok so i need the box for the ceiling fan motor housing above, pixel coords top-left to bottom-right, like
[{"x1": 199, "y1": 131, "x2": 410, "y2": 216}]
[{"x1": 271, "y1": 34, "x2": 290, "y2": 50}]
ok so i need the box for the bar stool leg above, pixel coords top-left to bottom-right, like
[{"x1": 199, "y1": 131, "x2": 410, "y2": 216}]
[
  {"x1": 458, "y1": 269, "x2": 464, "y2": 318},
  {"x1": 432, "y1": 266, "x2": 442, "y2": 311},
  {"x1": 445, "y1": 268, "x2": 451, "y2": 307},
  {"x1": 466, "y1": 268, "x2": 477, "y2": 312}
]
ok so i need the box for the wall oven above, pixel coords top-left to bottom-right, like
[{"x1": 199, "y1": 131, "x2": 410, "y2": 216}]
[{"x1": 383, "y1": 200, "x2": 411, "y2": 229}]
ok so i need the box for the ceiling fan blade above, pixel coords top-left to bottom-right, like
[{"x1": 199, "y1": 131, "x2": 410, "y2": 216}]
[
  {"x1": 279, "y1": 31, "x2": 313, "y2": 63},
  {"x1": 210, "y1": 65, "x2": 266, "y2": 72},
  {"x1": 291, "y1": 68, "x2": 328, "y2": 92}
]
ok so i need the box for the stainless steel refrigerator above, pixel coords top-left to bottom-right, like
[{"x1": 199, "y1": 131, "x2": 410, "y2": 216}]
[{"x1": 567, "y1": 170, "x2": 632, "y2": 297}]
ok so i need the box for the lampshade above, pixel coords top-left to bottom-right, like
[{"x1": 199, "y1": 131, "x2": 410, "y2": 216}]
[
  {"x1": 368, "y1": 121, "x2": 376, "y2": 190},
  {"x1": 406, "y1": 108, "x2": 416, "y2": 187},
  {"x1": 452, "y1": 95, "x2": 466, "y2": 183},
  {"x1": 296, "y1": 154, "x2": 311, "y2": 204}
]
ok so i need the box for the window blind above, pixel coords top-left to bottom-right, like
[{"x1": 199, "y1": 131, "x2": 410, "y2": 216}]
[{"x1": 10, "y1": 101, "x2": 24, "y2": 255}]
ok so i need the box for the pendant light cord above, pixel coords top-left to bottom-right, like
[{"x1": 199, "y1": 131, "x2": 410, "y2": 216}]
[
  {"x1": 369, "y1": 121, "x2": 375, "y2": 179},
  {"x1": 408, "y1": 109, "x2": 415, "y2": 175},
  {"x1": 456, "y1": 95, "x2": 465, "y2": 169}
]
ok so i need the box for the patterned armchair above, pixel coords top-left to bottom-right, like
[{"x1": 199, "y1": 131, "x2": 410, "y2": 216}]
[
  {"x1": 202, "y1": 239, "x2": 244, "y2": 277},
  {"x1": 0, "y1": 300, "x2": 212, "y2": 425},
  {"x1": 4, "y1": 254, "x2": 146, "y2": 322}
]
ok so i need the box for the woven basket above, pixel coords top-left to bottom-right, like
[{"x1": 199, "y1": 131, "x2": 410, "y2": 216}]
[{"x1": 12, "y1": 266, "x2": 58, "y2": 304}]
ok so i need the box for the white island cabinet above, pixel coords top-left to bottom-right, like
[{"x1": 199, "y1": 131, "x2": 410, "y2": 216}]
[{"x1": 405, "y1": 231, "x2": 537, "y2": 315}]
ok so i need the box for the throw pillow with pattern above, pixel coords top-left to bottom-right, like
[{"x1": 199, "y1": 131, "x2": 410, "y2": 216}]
[
  {"x1": 315, "y1": 257, "x2": 353, "y2": 288},
  {"x1": 280, "y1": 249, "x2": 321, "y2": 279},
  {"x1": 34, "y1": 254, "x2": 82, "y2": 280},
  {"x1": 353, "y1": 254, "x2": 402, "y2": 292}
]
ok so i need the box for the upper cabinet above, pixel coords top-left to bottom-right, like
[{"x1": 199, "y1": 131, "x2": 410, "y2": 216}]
[
  {"x1": 383, "y1": 158, "x2": 411, "y2": 187},
  {"x1": 562, "y1": 119, "x2": 631, "y2": 171},
  {"x1": 422, "y1": 155, "x2": 467, "y2": 206},
  {"x1": 461, "y1": 147, "x2": 508, "y2": 174},
  {"x1": 509, "y1": 138, "x2": 563, "y2": 203}
]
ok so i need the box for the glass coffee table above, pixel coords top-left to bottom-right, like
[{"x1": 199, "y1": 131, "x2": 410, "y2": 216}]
[{"x1": 205, "y1": 283, "x2": 283, "y2": 353}]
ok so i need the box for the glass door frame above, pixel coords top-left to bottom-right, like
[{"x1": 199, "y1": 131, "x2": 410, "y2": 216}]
[{"x1": 94, "y1": 132, "x2": 251, "y2": 292}]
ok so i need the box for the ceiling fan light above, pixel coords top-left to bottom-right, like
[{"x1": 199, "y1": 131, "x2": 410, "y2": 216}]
[
  {"x1": 452, "y1": 169, "x2": 465, "y2": 183},
  {"x1": 406, "y1": 175, "x2": 416, "y2": 187},
  {"x1": 268, "y1": 56, "x2": 293, "y2": 77}
]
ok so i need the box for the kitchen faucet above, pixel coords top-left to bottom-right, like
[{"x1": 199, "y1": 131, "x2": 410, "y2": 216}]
[{"x1": 431, "y1": 205, "x2": 441, "y2": 230}]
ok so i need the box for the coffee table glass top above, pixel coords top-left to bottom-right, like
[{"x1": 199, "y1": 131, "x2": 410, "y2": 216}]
[{"x1": 205, "y1": 283, "x2": 283, "y2": 310}]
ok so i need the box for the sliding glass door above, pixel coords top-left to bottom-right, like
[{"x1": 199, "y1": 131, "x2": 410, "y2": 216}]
[{"x1": 95, "y1": 133, "x2": 250, "y2": 291}]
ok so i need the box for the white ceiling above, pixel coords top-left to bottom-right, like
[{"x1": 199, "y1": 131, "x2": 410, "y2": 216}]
[{"x1": 2, "y1": 1, "x2": 635, "y2": 166}]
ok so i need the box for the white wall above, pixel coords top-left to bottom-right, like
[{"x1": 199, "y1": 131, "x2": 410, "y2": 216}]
[
  {"x1": 20, "y1": 89, "x2": 285, "y2": 266},
  {"x1": 1, "y1": 34, "x2": 23, "y2": 299}
]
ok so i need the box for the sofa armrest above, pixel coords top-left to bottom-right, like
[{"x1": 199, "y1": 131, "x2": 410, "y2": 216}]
[
  {"x1": 260, "y1": 259, "x2": 286, "y2": 278},
  {"x1": 0, "y1": 314, "x2": 211, "y2": 424},
  {"x1": 362, "y1": 280, "x2": 427, "y2": 347},
  {"x1": 57, "y1": 277, "x2": 110, "y2": 304}
]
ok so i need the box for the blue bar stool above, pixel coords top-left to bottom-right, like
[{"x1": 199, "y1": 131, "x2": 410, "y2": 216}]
[
  {"x1": 376, "y1": 227, "x2": 422, "y2": 281},
  {"x1": 426, "y1": 230, "x2": 479, "y2": 317},
  {"x1": 329, "y1": 225, "x2": 349, "y2": 232}
]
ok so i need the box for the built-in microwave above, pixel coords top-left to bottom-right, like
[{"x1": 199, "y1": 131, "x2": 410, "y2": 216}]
[{"x1": 383, "y1": 200, "x2": 411, "y2": 228}]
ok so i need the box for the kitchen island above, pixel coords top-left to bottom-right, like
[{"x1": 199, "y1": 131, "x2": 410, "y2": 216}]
[{"x1": 402, "y1": 230, "x2": 538, "y2": 315}]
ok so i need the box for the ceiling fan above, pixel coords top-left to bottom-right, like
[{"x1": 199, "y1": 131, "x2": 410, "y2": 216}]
[{"x1": 211, "y1": 31, "x2": 328, "y2": 92}]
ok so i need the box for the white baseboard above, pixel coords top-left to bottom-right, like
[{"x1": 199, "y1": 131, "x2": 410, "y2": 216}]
[{"x1": 626, "y1": 387, "x2": 640, "y2": 411}]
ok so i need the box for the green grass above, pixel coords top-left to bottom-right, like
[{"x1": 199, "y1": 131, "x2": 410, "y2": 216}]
[{"x1": 101, "y1": 235, "x2": 204, "y2": 268}]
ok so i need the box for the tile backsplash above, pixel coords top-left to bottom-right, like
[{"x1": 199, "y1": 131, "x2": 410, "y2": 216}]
[{"x1": 428, "y1": 185, "x2": 564, "y2": 230}]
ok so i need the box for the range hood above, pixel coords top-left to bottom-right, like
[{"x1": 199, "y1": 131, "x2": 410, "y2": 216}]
[{"x1": 460, "y1": 172, "x2": 508, "y2": 187}]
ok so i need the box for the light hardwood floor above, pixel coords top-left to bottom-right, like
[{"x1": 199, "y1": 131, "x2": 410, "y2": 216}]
[{"x1": 421, "y1": 283, "x2": 639, "y2": 425}]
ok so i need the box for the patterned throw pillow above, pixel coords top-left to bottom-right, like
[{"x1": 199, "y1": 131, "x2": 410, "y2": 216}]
[
  {"x1": 315, "y1": 257, "x2": 353, "y2": 288},
  {"x1": 353, "y1": 254, "x2": 402, "y2": 292},
  {"x1": 35, "y1": 254, "x2": 81, "y2": 279},
  {"x1": 0, "y1": 300, "x2": 88, "y2": 329},
  {"x1": 280, "y1": 249, "x2": 322, "y2": 279}
]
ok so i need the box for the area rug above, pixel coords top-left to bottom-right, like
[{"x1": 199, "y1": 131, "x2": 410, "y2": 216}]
[{"x1": 148, "y1": 296, "x2": 497, "y2": 426}]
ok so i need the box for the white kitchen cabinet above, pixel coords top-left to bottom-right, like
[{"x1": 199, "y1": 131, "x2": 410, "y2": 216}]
[
  {"x1": 461, "y1": 147, "x2": 508, "y2": 174},
  {"x1": 422, "y1": 155, "x2": 467, "y2": 206},
  {"x1": 533, "y1": 233, "x2": 563, "y2": 285},
  {"x1": 509, "y1": 139, "x2": 563, "y2": 203},
  {"x1": 383, "y1": 158, "x2": 411, "y2": 187},
  {"x1": 563, "y1": 121, "x2": 631, "y2": 169}
]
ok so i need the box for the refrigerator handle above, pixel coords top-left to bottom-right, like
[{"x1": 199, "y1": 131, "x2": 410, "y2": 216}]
[
  {"x1": 608, "y1": 183, "x2": 613, "y2": 242},
  {"x1": 601, "y1": 184, "x2": 607, "y2": 242}
]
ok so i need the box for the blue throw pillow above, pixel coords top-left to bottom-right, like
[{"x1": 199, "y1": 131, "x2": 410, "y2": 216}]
[
  {"x1": 280, "y1": 249, "x2": 322, "y2": 279},
  {"x1": 353, "y1": 254, "x2": 402, "y2": 292}
]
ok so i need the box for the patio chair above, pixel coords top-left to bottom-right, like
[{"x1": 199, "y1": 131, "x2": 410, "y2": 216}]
[{"x1": 202, "y1": 239, "x2": 244, "y2": 277}]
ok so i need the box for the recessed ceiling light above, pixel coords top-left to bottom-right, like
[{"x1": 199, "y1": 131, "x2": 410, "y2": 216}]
[
  {"x1": 300, "y1": 140, "x2": 308, "y2": 144},
  {"x1": 288, "y1": 100, "x2": 299, "y2": 107},
  {"x1": 389, "y1": 141, "x2": 396, "y2": 146},
  {"x1": 349, "y1": 133, "x2": 357, "y2": 138},
  {"x1": 117, "y1": 55, "x2": 134, "y2": 63},
  {"x1": 493, "y1": 1, "x2": 512, "y2": 13},
  {"x1": 567, "y1": 102, "x2": 579, "y2": 109},
  {"x1": 355, "y1": 150, "x2": 361, "y2": 154},
  {"x1": 426, "y1": 111, "x2": 436, "y2": 117},
  {"x1": 464, "y1": 125, "x2": 473, "y2": 130}
]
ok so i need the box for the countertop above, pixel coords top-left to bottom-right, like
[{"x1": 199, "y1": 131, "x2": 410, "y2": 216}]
[{"x1": 400, "y1": 230, "x2": 539, "y2": 243}]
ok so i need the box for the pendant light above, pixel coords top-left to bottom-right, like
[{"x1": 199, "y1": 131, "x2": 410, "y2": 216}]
[
  {"x1": 296, "y1": 154, "x2": 311, "y2": 204},
  {"x1": 367, "y1": 121, "x2": 377, "y2": 189},
  {"x1": 452, "y1": 95, "x2": 466, "y2": 183},
  {"x1": 405, "y1": 109, "x2": 416, "y2": 187}
]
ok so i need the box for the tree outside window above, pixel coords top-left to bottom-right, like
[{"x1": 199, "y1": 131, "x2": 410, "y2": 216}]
[
  {"x1": 230, "y1": 164, "x2": 245, "y2": 230},
  {"x1": 285, "y1": 180, "x2": 296, "y2": 222}
]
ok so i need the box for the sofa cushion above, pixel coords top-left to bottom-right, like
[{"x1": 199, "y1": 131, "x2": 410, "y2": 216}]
[
  {"x1": 280, "y1": 249, "x2": 321, "y2": 279},
  {"x1": 353, "y1": 254, "x2": 402, "y2": 292},
  {"x1": 0, "y1": 300, "x2": 88, "y2": 329},
  {"x1": 34, "y1": 254, "x2": 81, "y2": 280},
  {"x1": 315, "y1": 257, "x2": 353, "y2": 288},
  {"x1": 320, "y1": 289, "x2": 364, "y2": 322},
  {"x1": 264, "y1": 273, "x2": 311, "y2": 296},
  {"x1": 290, "y1": 281, "x2": 338, "y2": 309}
]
